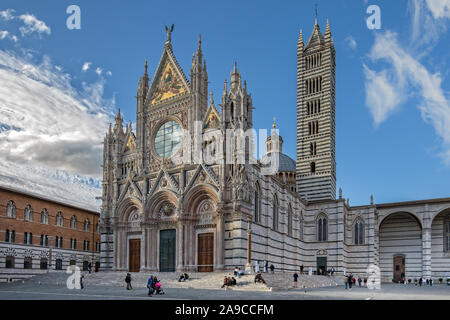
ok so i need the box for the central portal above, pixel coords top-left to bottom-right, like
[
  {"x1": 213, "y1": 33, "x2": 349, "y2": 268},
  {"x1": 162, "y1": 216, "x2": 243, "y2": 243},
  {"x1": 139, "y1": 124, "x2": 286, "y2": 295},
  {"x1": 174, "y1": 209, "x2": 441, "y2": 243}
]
[
  {"x1": 198, "y1": 233, "x2": 214, "y2": 272},
  {"x1": 159, "y1": 229, "x2": 176, "y2": 272}
]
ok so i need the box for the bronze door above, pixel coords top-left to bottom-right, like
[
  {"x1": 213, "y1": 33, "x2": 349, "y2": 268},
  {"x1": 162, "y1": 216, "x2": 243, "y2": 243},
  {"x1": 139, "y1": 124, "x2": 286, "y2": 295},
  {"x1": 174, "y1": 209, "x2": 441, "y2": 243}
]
[
  {"x1": 393, "y1": 255, "x2": 405, "y2": 282},
  {"x1": 160, "y1": 230, "x2": 176, "y2": 272},
  {"x1": 198, "y1": 233, "x2": 214, "y2": 272},
  {"x1": 129, "y1": 239, "x2": 141, "y2": 272}
]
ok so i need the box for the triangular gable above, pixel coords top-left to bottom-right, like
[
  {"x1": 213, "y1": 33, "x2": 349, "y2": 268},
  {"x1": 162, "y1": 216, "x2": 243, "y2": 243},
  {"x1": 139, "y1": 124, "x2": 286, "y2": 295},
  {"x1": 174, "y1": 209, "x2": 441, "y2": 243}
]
[
  {"x1": 147, "y1": 45, "x2": 190, "y2": 106},
  {"x1": 118, "y1": 178, "x2": 143, "y2": 203},
  {"x1": 203, "y1": 104, "x2": 221, "y2": 130},
  {"x1": 305, "y1": 23, "x2": 325, "y2": 51},
  {"x1": 149, "y1": 169, "x2": 180, "y2": 196},
  {"x1": 122, "y1": 132, "x2": 136, "y2": 154}
]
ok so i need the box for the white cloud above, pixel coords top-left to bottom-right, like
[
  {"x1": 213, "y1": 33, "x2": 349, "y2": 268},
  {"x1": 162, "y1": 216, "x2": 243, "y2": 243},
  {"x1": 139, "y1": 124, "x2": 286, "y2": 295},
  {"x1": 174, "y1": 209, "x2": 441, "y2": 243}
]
[
  {"x1": 0, "y1": 9, "x2": 15, "y2": 21},
  {"x1": 426, "y1": 0, "x2": 450, "y2": 19},
  {"x1": 82, "y1": 62, "x2": 92, "y2": 72},
  {"x1": 18, "y1": 13, "x2": 51, "y2": 36},
  {"x1": 95, "y1": 67, "x2": 103, "y2": 75},
  {"x1": 106, "y1": 71, "x2": 112, "y2": 76},
  {"x1": 363, "y1": 65, "x2": 405, "y2": 124},
  {"x1": 0, "y1": 31, "x2": 8, "y2": 40},
  {"x1": 364, "y1": 31, "x2": 450, "y2": 163},
  {"x1": 345, "y1": 36, "x2": 357, "y2": 50},
  {"x1": 0, "y1": 50, "x2": 115, "y2": 179}
]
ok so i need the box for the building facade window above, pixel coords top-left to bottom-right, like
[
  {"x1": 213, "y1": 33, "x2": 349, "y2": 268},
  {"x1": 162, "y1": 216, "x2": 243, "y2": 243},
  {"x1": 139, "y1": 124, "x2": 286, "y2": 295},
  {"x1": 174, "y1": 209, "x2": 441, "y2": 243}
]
[
  {"x1": 273, "y1": 195, "x2": 279, "y2": 231},
  {"x1": 41, "y1": 209, "x2": 48, "y2": 224},
  {"x1": 254, "y1": 184, "x2": 261, "y2": 223},
  {"x1": 5, "y1": 256, "x2": 14, "y2": 269},
  {"x1": 24, "y1": 257, "x2": 32, "y2": 269},
  {"x1": 5, "y1": 229, "x2": 9, "y2": 242},
  {"x1": 40, "y1": 235, "x2": 48, "y2": 246},
  {"x1": 317, "y1": 215, "x2": 328, "y2": 242},
  {"x1": 24, "y1": 204, "x2": 33, "y2": 221},
  {"x1": 311, "y1": 162, "x2": 316, "y2": 173},
  {"x1": 70, "y1": 216, "x2": 77, "y2": 229},
  {"x1": 299, "y1": 212, "x2": 304, "y2": 240},
  {"x1": 40, "y1": 258, "x2": 48, "y2": 270},
  {"x1": 55, "y1": 259, "x2": 63, "y2": 270},
  {"x1": 354, "y1": 220, "x2": 365, "y2": 245},
  {"x1": 6, "y1": 200, "x2": 16, "y2": 218},
  {"x1": 287, "y1": 205, "x2": 293, "y2": 237},
  {"x1": 56, "y1": 211, "x2": 63, "y2": 227},
  {"x1": 84, "y1": 219, "x2": 90, "y2": 232}
]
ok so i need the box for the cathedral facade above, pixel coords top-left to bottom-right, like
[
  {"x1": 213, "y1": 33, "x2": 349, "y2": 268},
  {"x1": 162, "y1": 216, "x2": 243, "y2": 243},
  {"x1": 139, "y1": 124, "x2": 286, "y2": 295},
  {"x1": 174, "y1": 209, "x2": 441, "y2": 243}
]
[{"x1": 100, "y1": 20, "x2": 450, "y2": 282}]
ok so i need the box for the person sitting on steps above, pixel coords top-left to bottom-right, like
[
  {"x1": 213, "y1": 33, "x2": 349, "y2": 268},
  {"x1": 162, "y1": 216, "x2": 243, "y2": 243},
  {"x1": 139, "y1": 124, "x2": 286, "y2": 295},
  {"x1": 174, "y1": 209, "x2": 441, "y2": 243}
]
[{"x1": 254, "y1": 273, "x2": 266, "y2": 284}]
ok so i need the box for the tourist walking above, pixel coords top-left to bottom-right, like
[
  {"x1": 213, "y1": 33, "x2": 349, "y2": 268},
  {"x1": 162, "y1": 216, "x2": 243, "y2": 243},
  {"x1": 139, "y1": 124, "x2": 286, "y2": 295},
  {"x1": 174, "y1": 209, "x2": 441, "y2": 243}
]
[
  {"x1": 344, "y1": 275, "x2": 348, "y2": 290},
  {"x1": 358, "y1": 277, "x2": 362, "y2": 287},
  {"x1": 293, "y1": 272, "x2": 299, "y2": 288},
  {"x1": 147, "y1": 276, "x2": 153, "y2": 296},
  {"x1": 348, "y1": 274, "x2": 353, "y2": 289},
  {"x1": 270, "y1": 264, "x2": 275, "y2": 274},
  {"x1": 80, "y1": 274, "x2": 84, "y2": 289},
  {"x1": 125, "y1": 273, "x2": 132, "y2": 290},
  {"x1": 264, "y1": 261, "x2": 268, "y2": 273},
  {"x1": 331, "y1": 266, "x2": 335, "y2": 276},
  {"x1": 419, "y1": 278, "x2": 423, "y2": 286},
  {"x1": 254, "y1": 261, "x2": 260, "y2": 273}
]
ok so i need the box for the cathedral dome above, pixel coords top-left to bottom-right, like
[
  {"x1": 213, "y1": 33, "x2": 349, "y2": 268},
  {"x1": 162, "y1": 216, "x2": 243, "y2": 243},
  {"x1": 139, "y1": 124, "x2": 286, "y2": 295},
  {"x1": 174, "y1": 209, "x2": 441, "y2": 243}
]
[{"x1": 260, "y1": 152, "x2": 296, "y2": 173}]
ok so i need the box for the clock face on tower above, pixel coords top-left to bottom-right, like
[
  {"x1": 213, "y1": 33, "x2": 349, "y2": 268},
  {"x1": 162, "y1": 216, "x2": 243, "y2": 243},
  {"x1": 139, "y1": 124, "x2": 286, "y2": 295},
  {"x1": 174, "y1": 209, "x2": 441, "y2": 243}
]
[{"x1": 154, "y1": 120, "x2": 182, "y2": 158}]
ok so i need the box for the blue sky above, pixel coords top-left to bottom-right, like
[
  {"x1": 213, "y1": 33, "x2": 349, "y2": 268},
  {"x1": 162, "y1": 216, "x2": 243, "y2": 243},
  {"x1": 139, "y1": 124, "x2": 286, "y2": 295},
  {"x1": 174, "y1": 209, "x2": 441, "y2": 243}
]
[{"x1": 0, "y1": 0, "x2": 449, "y2": 208}]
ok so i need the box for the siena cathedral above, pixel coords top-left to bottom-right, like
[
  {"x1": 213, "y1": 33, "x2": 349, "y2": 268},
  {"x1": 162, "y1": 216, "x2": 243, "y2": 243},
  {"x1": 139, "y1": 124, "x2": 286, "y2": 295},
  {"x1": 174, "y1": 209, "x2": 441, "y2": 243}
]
[{"x1": 100, "y1": 19, "x2": 450, "y2": 282}]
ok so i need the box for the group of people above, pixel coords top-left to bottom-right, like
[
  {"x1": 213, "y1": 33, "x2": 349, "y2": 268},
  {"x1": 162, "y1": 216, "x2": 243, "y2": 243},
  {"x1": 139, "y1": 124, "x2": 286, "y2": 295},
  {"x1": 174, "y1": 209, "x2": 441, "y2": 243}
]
[
  {"x1": 412, "y1": 278, "x2": 433, "y2": 286},
  {"x1": 178, "y1": 273, "x2": 190, "y2": 282},
  {"x1": 124, "y1": 273, "x2": 165, "y2": 296},
  {"x1": 233, "y1": 267, "x2": 244, "y2": 278},
  {"x1": 344, "y1": 274, "x2": 368, "y2": 289},
  {"x1": 253, "y1": 261, "x2": 275, "y2": 274},
  {"x1": 147, "y1": 275, "x2": 164, "y2": 296},
  {"x1": 221, "y1": 276, "x2": 237, "y2": 288}
]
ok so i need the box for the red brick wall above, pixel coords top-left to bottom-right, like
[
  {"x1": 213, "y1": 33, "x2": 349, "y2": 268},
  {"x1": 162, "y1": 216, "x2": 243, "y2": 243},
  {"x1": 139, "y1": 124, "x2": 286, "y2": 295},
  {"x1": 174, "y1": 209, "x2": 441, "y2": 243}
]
[{"x1": 0, "y1": 187, "x2": 100, "y2": 252}]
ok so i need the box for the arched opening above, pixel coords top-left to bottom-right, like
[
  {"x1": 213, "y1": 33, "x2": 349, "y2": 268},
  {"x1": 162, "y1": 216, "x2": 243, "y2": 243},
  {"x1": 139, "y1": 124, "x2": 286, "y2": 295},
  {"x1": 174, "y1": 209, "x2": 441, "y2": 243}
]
[
  {"x1": 5, "y1": 256, "x2": 14, "y2": 269},
  {"x1": 40, "y1": 258, "x2": 48, "y2": 270},
  {"x1": 272, "y1": 194, "x2": 279, "y2": 231},
  {"x1": 24, "y1": 257, "x2": 32, "y2": 269},
  {"x1": 287, "y1": 205, "x2": 293, "y2": 237},
  {"x1": 55, "y1": 259, "x2": 63, "y2": 270},
  {"x1": 431, "y1": 208, "x2": 450, "y2": 278},
  {"x1": 354, "y1": 219, "x2": 365, "y2": 245},
  {"x1": 317, "y1": 214, "x2": 328, "y2": 242},
  {"x1": 379, "y1": 212, "x2": 422, "y2": 282}
]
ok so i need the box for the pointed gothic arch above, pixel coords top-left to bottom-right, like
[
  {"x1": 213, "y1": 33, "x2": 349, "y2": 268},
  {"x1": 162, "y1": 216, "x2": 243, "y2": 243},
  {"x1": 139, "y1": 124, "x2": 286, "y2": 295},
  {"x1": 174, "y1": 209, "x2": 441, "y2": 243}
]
[{"x1": 317, "y1": 213, "x2": 328, "y2": 242}]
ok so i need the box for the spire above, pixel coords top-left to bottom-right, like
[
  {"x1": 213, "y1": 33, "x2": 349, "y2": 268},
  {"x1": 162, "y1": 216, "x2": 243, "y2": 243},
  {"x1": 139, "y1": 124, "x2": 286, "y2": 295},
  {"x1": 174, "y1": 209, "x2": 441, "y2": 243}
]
[
  {"x1": 144, "y1": 59, "x2": 148, "y2": 76},
  {"x1": 223, "y1": 79, "x2": 228, "y2": 95},
  {"x1": 325, "y1": 19, "x2": 333, "y2": 45},
  {"x1": 209, "y1": 91, "x2": 214, "y2": 106},
  {"x1": 273, "y1": 117, "x2": 277, "y2": 129},
  {"x1": 298, "y1": 29, "x2": 303, "y2": 44},
  {"x1": 198, "y1": 34, "x2": 202, "y2": 52},
  {"x1": 230, "y1": 62, "x2": 241, "y2": 90},
  {"x1": 114, "y1": 108, "x2": 123, "y2": 134}
]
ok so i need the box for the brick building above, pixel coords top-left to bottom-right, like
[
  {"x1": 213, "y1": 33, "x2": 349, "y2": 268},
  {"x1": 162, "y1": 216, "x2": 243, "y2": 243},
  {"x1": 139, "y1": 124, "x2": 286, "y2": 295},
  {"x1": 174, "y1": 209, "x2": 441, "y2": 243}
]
[{"x1": 0, "y1": 185, "x2": 100, "y2": 274}]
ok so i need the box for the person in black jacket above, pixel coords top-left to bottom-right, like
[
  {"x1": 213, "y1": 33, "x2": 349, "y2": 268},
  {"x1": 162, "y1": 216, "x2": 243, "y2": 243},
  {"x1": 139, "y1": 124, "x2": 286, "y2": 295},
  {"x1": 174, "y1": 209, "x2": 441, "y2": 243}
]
[{"x1": 125, "y1": 273, "x2": 132, "y2": 290}]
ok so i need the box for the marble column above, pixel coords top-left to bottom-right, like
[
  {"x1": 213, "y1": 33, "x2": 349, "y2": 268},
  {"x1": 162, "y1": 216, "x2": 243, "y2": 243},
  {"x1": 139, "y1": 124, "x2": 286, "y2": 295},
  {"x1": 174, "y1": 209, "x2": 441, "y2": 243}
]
[
  {"x1": 176, "y1": 222, "x2": 184, "y2": 272},
  {"x1": 215, "y1": 215, "x2": 225, "y2": 271},
  {"x1": 422, "y1": 227, "x2": 432, "y2": 279}
]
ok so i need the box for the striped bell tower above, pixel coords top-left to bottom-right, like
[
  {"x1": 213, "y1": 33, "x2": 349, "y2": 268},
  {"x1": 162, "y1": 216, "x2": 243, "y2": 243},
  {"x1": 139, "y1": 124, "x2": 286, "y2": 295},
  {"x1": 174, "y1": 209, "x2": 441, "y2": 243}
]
[{"x1": 296, "y1": 18, "x2": 336, "y2": 201}]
